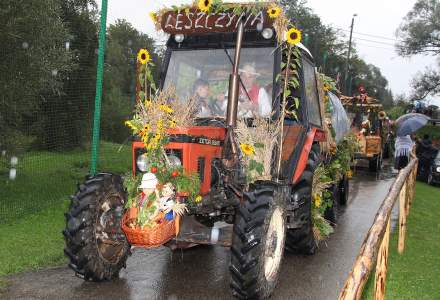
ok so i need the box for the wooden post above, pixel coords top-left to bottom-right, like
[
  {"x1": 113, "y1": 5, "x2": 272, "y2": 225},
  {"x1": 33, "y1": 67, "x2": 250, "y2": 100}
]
[
  {"x1": 409, "y1": 163, "x2": 417, "y2": 209},
  {"x1": 374, "y1": 218, "x2": 391, "y2": 300},
  {"x1": 398, "y1": 180, "x2": 407, "y2": 254},
  {"x1": 338, "y1": 159, "x2": 417, "y2": 300}
]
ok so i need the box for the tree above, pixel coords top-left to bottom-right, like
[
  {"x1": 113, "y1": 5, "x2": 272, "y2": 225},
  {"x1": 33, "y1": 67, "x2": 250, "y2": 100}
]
[
  {"x1": 0, "y1": 0, "x2": 74, "y2": 152},
  {"x1": 36, "y1": 0, "x2": 99, "y2": 150},
  {"x1": 397, "y1": 0, "x2": 440, "y2": 100},
  {"x1": 100, "y1": 19, "x2": 160, "y2": 143}
]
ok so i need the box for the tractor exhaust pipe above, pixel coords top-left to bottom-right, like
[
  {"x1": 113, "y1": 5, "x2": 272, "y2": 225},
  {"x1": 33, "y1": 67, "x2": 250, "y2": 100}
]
[
  {"x1": 226, "y1": 18, "x2": 245, "y2": 128},
  {"x1": 223, "y1": 19, "x2": 244, "y2": 166}
]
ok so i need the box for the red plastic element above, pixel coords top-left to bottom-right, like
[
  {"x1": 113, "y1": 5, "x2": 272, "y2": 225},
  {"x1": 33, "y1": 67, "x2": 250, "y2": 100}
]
[
  {"x1": 132, "y1": 126, "x2": 226, "y2": 194},
  {"x1": 292, "y1": 128, "x2": 318, "y2": 184},
  {"x1": 314, "y1": 129, "x2": 327, "y2": 142}
]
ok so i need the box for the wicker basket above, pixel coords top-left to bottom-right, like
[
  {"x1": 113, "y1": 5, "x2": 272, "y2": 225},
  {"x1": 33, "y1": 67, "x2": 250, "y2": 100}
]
[{"x1": 121, "y1": 213, "x2": 176, "y2": 248}]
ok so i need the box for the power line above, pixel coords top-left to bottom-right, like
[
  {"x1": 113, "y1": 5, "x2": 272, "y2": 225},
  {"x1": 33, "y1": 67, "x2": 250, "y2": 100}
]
[
  {"x1": 339, "y1": 28, "x2": 402, "y2": 42},
  {"x1": 352, "y1": 37, "x2": 396, "y2": 47},
  {"x1": 355, "y1": 42, "x2": 397, "y2": 52}
]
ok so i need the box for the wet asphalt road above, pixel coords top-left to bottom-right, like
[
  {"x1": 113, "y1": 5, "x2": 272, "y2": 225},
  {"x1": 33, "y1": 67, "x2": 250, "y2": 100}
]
[{"x1": 1, "y1": 163, "x2": 396, "y2": 300}]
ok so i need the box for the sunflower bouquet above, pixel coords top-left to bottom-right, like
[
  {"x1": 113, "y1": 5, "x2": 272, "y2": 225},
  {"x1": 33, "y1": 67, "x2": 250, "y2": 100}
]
[{"x1": 124, "y1": 49, "x2": 201, "y2": 211}]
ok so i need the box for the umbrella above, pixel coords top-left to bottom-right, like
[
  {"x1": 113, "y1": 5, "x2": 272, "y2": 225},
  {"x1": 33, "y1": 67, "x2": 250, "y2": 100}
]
[
  {"x1": 395, "y1": 113, "x2": 426, "y2": 125},
  {"x1": 396, "y1": 113, "x2": 430, "y2": 137}
]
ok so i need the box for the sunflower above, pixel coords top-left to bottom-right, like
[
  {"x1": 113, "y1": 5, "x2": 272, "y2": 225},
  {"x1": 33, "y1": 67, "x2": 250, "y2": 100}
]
[
  {"x1": 240, "y1": 143, "x2": 255, "y2": 156},
  {"x1": 149, "y1": 12, "x2": 157, "y2": 23},
  {"x1": 140, "y1": 124, "x2": 150, "y2": 137},
  {"x1": 286, "y1": 28, "x2": 302, "y2": 45},
  {"x1": 159, "y1": 104, "x2": 173, "y2": 114},
  {"x1": 195, "y1": 195, "x2": 203, "y2": 203},
  {"x1": 125, "y1": 120, "x2": 139, "y2": 132},
  {"x1": 346, "y1": 170, "x2": 353, "y2": 179},
  {"x1": 313, "y1": 193, "x2": 322, "y2": 208},
  {"x1": 137, "y1": 49, "x2": 150, "y2": 65},
  {"x1": 198, "y1": 0, "x2": 212, "y2": 13},
  {"x1": 169, "y1": 118, "x2": 177, "y2": 128},
  {"x1": 267, "y1": 5, "x2": 282, "y2": 18}
]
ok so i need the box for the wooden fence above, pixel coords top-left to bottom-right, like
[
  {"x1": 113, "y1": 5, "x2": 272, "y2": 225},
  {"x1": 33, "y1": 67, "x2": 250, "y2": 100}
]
[{"x1": 338, "y1": 158, "x2": 418, "y2": 300}]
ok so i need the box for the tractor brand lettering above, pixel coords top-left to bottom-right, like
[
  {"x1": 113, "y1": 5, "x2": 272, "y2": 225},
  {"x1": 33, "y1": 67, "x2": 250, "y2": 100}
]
[
  {"x1": 197, "y1": 137, "x2": 221, "y2": 146},
  {"x1": 169, "y1": 135, "x2": 223, "y2": 146},
  {"x1": 161, "y1": 10, "x2": 272, "y2": 34}
]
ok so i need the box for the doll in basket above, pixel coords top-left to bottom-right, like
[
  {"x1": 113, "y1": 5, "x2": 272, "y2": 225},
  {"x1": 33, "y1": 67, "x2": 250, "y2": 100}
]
[
  {"x1": 151, "y1": 182, "x2": 187, "y2": 224},
  {"x1": 126, "y1": 172, "x2": 159, "y2": 228}
]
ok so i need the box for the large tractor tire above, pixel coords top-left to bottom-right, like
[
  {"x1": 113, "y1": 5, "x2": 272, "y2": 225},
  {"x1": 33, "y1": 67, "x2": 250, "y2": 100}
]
[
  {"x1": 285, "y1": 144, "x2": 320, "y2": 254},
  {"x1": 63, "y1": 173, "x2": 130, "y2": 281},
  {"x1": 230, "y1": 183, "x2": 287, "y2": 299}
]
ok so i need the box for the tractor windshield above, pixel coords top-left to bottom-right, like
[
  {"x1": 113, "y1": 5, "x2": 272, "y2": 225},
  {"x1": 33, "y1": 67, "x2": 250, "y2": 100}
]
[{"x1": 164, "y1": 47, "x2": 275, "y2": 119}]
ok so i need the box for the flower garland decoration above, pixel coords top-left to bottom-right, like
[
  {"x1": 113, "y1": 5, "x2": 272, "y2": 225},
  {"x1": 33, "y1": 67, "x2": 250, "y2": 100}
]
[
  {"x1": 311, "y1": 164, "x2": 335, "y2": 241},
  {"x1": 311, "y1": 134, "x2": 358, "y2": 240}
]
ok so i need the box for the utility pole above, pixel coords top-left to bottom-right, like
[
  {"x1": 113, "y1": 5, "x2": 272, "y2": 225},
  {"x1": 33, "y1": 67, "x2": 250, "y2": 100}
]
[{"x1": 344, "y1": 14, "x2": 357, "y2": 96}]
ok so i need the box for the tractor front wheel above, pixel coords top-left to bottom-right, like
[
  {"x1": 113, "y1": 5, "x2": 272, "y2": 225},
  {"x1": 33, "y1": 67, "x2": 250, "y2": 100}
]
[
  {"x1": 230, "y1": 183, "x2": 287, "y2": 299},
  {"x1": 63, "y1": 173, "x2": 130, "y2": 281}
]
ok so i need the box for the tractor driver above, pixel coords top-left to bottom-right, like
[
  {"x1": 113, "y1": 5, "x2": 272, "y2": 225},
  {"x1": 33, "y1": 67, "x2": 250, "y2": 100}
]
[
  {"x1": 215, "y1": 64, "x2": 272, "y2": 118},
  {"x1": 238, "y1": 64, "x2": 271, "y2": 117},
  {"x1": 193, "y1": 79, "x2": 225, "y2": 117}
]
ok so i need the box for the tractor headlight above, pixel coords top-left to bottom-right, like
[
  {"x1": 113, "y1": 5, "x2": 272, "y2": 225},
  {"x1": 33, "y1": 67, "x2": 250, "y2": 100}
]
[
  {"x1": 436, "y1": 166, "x2": 440, "y2": 173},
  {"x1": 167, "y1": 155, "x2": 182, "y2": 167},
  {"x1": 136, "y1": 154, "x2": 150, "y2": 172},
  {"x1": 262, "y1": 28, "x2": 274, "y2": 40}
]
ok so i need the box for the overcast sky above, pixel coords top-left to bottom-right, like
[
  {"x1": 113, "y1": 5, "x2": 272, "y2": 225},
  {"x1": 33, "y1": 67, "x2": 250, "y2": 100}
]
[{"x1": 99, "y1": 0, "x2": 438, "y2": 106}]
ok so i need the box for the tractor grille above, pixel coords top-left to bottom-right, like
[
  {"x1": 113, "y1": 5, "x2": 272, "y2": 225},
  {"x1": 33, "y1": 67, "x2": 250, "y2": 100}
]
[{"x1": 197, "y1": 157, "x2": 205, "y2": 183}]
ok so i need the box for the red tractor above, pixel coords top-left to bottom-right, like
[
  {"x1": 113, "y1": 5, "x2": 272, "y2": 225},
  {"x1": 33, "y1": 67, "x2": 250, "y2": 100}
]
[{"x1": 64, "y1": 4, "x2": 349, "y2": 299}]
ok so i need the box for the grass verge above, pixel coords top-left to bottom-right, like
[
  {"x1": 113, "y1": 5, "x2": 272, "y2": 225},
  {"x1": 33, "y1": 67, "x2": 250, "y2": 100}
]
[
  {"x1": 0, "y1": 141, "x2": 131, "y2": 224},
  {"x1": 0, "y1": 201, "x2": 68, "y2": 277},
  {"x1": 363, "y1": 182, "x2": 440, "y2": 299},
  {"x1": 0, "y1": 141, "x2": 131, "y2": 279}
]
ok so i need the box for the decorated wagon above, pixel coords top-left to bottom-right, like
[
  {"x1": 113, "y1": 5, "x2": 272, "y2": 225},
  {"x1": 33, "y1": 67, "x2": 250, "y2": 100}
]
[
  {"x1": 341, "y1": 88, "x2": 390, "y2": 172},
  {"x1": 64, "y1": 2, "x2": 355, "y2": 298}
]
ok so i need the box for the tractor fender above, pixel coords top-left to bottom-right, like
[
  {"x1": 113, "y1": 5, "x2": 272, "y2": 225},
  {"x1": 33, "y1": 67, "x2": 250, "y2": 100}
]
[{"x1": 292, "y1": 127, "x2": 319, "y2": 184}]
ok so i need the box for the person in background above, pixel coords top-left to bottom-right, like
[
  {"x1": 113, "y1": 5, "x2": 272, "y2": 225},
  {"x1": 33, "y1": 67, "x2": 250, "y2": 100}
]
[
  {"x1": 394, "y1": 135, "x2": 414, "y2": 170},
  {"x1": 416, "y1": 134, "x2": 438, "y2": 180}
]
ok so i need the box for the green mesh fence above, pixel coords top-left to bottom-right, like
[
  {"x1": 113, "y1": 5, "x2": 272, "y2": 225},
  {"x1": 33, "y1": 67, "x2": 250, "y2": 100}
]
[{"x1": 0, "y1": 1, "x2": 155, "y2": 224}]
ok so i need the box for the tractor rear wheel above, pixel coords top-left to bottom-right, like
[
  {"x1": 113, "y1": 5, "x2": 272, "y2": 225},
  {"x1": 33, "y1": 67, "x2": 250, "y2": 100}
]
[
  {"x1": 324, "y1": 184, "x2": 338, "y2": 225},
  {"x1": 369, "y1": 153, "x2": 382, "y2": 172},
  {"x1": 230, "y1": 183, "x2": 287, "y2": 299},
  {"x1": 285, "y1": 144, "x2": 320, "y2": 254},
  {"x1": 63, "y1": 173, "x2": 130, "y2": 281},
  {"x1": 338, "y1": 176, "x2": 349, "y2": 206}
]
